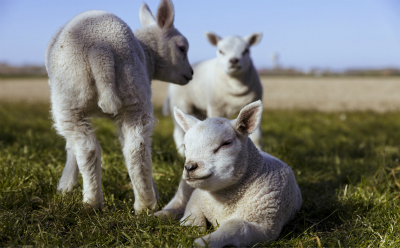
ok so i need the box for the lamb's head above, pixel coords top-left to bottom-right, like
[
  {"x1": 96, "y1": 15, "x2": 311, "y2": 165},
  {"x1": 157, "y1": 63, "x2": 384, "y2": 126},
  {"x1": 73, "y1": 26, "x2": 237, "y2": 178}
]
[
  {"x1": 206, "y1": 32, "x2": 262, "y2": 76},
  {"x1": 174, "y1": 100, "x2": 263, "y2": 192},
  {"x1": 138, "y1": 0, "x2": 193, "y2": 85}
]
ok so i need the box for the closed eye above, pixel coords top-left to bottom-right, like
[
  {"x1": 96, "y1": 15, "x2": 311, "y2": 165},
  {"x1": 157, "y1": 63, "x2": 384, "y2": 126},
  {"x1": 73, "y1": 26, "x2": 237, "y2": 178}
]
[
  {"x1": 214, "y1": 140, "x2": 233, "y2": 153},
  {"x1": 219, "y1": 49, "x2": 225, "y2": 55},
  {"x1": 221, "y1": 141, "x2": 232, "y2": 146},
  {"x1": 242, "y1": 48, "x2": 249, "y2": 55}
]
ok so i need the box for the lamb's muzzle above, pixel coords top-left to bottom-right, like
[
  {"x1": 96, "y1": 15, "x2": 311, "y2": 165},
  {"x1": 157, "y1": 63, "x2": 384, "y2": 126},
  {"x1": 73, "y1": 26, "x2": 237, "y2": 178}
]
[{"x1": 184, "y1": 162, "x2": 198, "y2": 172}]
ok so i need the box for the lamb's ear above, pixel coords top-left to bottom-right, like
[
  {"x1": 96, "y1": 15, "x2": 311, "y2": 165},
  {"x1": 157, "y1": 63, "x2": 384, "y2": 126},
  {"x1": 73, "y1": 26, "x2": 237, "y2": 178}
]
[
  {"x1": 232, "y1": 100, "x2": 263, "y2": 134},
  {"x1": 205, "y1": 32, "x2": 221, "y2": 46},
  {"x1": 139, "y1": 3, "x2": 156, "y2": 27},
  {"x1": 156, "y1": 0, "x2": 175, "y2": 30},
  {"x1": 174, "y1": 106, "x2": 200, "y2": 132},
  {"x1": 244, "y1": 33, "x2": 262, "y2": 46}
]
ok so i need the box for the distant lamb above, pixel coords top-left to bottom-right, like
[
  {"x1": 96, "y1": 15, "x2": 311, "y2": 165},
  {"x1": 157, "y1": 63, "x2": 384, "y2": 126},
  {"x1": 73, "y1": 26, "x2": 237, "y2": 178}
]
[
  {"x1": 45, "y1": 0, "x2": 193, "y2": 212},
  {"x1": 157, "y1": 101, "x2": 302, "y2": 247},
  {"x1": 164, "y1": 32, "x2": 263, "y2": 156}
]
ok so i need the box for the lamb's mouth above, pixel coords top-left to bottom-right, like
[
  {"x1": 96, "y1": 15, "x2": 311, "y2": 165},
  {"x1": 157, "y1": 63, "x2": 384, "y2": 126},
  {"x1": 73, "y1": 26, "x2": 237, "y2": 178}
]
[
  {"x1": 185, "y1": 174, "x2": 212, "y2": 182},
  {"x1": 230, "y1": 65, "x2": 241, "y2": 69}
]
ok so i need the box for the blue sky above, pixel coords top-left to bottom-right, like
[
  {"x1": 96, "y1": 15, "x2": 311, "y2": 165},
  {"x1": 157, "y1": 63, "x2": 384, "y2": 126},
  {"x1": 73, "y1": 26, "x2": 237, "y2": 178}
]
[{"x1": 1, "y1": 0, "x2": 399, "y2": 70}]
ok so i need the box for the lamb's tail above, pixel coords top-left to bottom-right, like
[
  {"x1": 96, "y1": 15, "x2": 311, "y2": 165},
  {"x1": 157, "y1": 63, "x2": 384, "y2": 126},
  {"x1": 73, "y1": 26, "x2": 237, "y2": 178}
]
[
  {"x1": 162, "y1": 94, "x2": 170, "y2": 116},
  {"x1": 45, "y1": 25, "x2": 65, "y2": 86}
]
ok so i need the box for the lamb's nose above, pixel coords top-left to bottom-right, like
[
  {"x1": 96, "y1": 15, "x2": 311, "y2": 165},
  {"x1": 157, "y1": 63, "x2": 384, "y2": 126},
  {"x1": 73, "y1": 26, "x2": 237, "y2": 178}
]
[
  {"x1": 185, "y1": 162, "x2": 198, "y2": 172},
  {"x1": 230, "y1": 58, "x2": 239, "y2": 64}
]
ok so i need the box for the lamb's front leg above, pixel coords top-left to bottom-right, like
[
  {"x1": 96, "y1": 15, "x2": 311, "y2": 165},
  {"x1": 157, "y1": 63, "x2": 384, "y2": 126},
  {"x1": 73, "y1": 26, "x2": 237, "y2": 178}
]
[
  {"x1": 120, "y1": 115, "x2": 158, "y2": 213},
  {"x1": 195, "y1": 219, "x2": 275, "y2": 247},
  {"x1": 154, "y1": 179, "x2": 194, "y2": 220},
  {"x1": 180, "y1": 190, "x2": 207, "y2": 231}
]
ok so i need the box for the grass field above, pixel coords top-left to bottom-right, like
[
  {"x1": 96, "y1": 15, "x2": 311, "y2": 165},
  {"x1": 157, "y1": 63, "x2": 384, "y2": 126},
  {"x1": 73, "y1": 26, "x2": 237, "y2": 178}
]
[{"x1": 1, "y1": 101, "x2": 400, "y2": 247}]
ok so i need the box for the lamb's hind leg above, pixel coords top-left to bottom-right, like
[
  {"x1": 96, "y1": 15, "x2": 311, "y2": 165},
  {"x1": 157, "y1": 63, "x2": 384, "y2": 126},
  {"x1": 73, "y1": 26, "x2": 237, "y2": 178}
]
[
  {"x1": 57, "y1": 141, "x2": 79, "y2": 192},
  {"x1": 120, "y1": 114, "x2": 158, "y2": 213},
  {"x1": 195, "y1": 219, "x2": 275, "y2": 247},
  {"x1": 55, "y1": 113, "x2": 104, "y2": 209}
]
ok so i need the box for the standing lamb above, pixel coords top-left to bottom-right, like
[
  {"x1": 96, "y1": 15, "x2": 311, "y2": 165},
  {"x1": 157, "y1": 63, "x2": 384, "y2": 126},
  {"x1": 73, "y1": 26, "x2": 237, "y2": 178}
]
[
  {"x1": 158, "y1": 101, "x2": 302, "y2": 247},
  {"x1": 164, "y1": 32, "x2": 263, "y2": 156},
  {"x1": 45, "y1": 0, "x2": 193, "y2": 212}
]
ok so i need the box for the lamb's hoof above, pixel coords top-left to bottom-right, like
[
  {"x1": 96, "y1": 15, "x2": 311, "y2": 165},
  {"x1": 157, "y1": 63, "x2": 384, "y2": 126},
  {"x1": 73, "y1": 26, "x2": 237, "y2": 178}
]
[
  {"x1": 194, "y1": 237, "x2": 207, "y2": 247},
  {"x1": 82, "y1": 193, "x2": 104, "y2": 210},
  {"x1": 83, "y1": 200, "x2": 104, "y2": 210},
  {"x1": 57, "y1": 182, "x2": 80, "y2": 193},
  {"x1": 134, "y1": 200, "x2": 158, "y2": 215},
  {"x1": 154, "y1": 209, "x2": 182, "y2": 220}
]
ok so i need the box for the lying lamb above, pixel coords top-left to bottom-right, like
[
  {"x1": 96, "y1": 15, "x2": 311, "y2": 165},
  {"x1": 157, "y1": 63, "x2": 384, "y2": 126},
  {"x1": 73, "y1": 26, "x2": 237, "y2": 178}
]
[
  {"x1": 164, "y1": 32, "x2": 263, "y2": 156},
  {"x1": 168, "y1": 101, "x2": 302, "y2": 247},
  {"x1": 45, "y1": 0, "x2": 193, "y2": 211}
]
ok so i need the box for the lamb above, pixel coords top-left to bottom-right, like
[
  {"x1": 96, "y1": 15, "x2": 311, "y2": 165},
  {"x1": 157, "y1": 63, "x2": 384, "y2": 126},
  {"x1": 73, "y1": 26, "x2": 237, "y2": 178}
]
[
  {"x1": 164, "y1": 32, "x2": 263, "y2": 156},
  {"x1": 157, "y1": 101, "x2": 302, "y2": 247},
  {"x1": 45, "y1": 0, "x2": 193, "y2": 212}
]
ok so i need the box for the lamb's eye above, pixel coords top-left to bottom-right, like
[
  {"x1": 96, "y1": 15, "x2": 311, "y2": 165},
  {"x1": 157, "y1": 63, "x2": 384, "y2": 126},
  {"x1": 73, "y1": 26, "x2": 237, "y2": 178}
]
[
  {"x1": 177, "y1": 45, "x2": 186, "y2": 54},
  {"x1": 183, "y1": 144, "x2": 186, "y2": 150},
  {"x1": 219, "y1": 49, "x2": 224, "y2": 55},
  {"x1": 221, "y1": 141, "x2": 232, "y2": 147},
  {"x1": 242, "y1": 48, "x2": 249, "y2": 55},
  {"x1": 214, "y1": 141, "x2": 232, "y2": 153}
]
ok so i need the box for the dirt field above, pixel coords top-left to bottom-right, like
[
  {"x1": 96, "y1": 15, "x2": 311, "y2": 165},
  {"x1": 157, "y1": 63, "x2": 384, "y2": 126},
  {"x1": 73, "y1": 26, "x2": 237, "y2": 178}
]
[{"x1": 1, "y1": 76, "x2": 400, "y2": 112}]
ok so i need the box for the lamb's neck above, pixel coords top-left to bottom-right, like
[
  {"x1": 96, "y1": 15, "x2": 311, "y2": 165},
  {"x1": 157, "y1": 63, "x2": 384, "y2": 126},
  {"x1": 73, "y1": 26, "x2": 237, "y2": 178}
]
[
  {"x1": 133, "y1": 27, "x2": 159, "y2": 82},
  {"x1": 210, "y1": 139, "x2": 263, "y2": 204},
  {"x1": 218, "y1": 62, "x2": 258, "y2": 96}
]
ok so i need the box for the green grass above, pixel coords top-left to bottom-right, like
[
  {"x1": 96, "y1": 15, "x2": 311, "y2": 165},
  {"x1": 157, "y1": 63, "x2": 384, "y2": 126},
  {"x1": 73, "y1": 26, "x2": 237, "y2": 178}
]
[{"x1": 1, "y1": 102, "x2": 400, "y2": 247}]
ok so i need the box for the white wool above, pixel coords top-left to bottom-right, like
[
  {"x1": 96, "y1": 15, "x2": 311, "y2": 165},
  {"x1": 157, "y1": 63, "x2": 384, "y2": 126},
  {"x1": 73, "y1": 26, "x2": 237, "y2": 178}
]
[
  {"x1": 46, "y1": 0, "x2": 193, "y2": 211},
  {"x1": 164, "y1": 32, "x2": 263, "y2": 156},
  {"x1": 156, "y1": 101, "x2": 302, "y2": 247}
]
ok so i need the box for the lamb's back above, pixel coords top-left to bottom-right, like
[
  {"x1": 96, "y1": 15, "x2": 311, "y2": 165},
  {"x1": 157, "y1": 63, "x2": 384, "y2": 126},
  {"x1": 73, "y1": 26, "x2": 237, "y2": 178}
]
[
  {"x1": 234, "y1": 151, "x2": 301, "y2": 229},
  {"x1": 48, "y1": 10, "x2": 145, "y2": 77},
  {"x1": 59, "y1": 11, "x2": 140, "y2": 54},
  {"x1": 47, "y1": 10, "x2": 149, "y2": 108}
]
